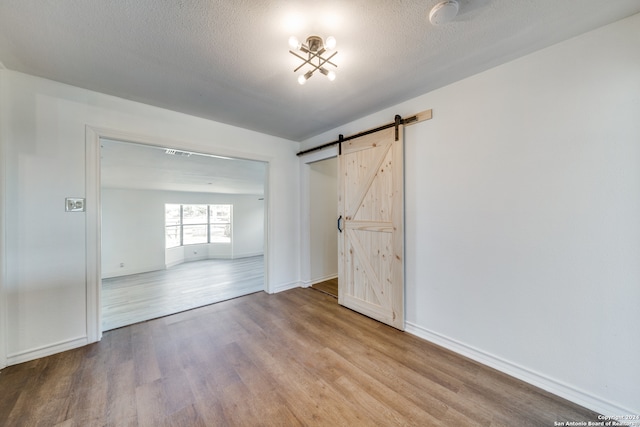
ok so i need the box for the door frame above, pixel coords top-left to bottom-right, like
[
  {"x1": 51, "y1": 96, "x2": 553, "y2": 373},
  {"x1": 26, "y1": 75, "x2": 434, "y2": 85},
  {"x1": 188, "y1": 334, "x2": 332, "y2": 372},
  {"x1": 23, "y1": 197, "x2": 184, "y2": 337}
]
[
  {"x1": 0, "y1": 118, "x2": 6, "y2": 369},
  {"x1": 300, "y1": 146, "x2": 339, "y2": 288},
  {"x1": 85, "y1": 126, "x2": 272, "y2": 343}
]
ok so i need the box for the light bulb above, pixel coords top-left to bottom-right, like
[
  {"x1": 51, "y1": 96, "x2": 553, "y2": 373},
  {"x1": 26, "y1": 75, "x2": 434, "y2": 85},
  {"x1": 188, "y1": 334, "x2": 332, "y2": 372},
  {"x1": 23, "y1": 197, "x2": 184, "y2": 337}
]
[
  {"x1": 325, "y1": 36, "x2": 336, "y2": 50},
  {"x1": 327, "y1": 70, "x2": 336, "y2": 81},
  {"x1": 288, "y1": 36, "x2": 300, "y2": 50},
  {"x1": 298, "y1": 70, "x2": 313, "y2": 85}
]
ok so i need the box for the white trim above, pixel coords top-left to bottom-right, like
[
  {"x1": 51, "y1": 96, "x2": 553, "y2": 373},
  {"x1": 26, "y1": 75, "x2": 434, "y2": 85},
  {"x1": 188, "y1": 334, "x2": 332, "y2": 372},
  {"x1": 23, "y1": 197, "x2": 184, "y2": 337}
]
[
  {"x1": 300, "y1": 159, "x2": 311, "y2": 287},
  {"x1": 165, "y1": 259, "x2": 184, "y2": 269},
  {"x1": 85, "y1": 127, "x2": 102, "y2": 343},
  {"x1": 270, "y1": 280, "x2": 302, "y2": 294},
  {"x1": 85, "y1": 126, "x2": 271, "y2": 338},
  {"x1": 233, "y1": 251, "x2": 265, "y2": 259},
  {"x1": 92, "y1": 127, "x2": 275, "y2": 164},
  {"x1": 263, "y1": 162, "x2": 272, "y2": 294},
  {"x1": 164, "y1": 252, "x2": 264, "y2": 271},
  {"x1": 299, "y1": 145, "x2": 339, "y2": 164},
  {"x1": 107, "y1": 253, "x2": 267, "y2": 277},
  {"x1": 302, "y1": 274, "x2": 338, "y2": 288},
  {"x1": 102, "y1": 263, "x2": 168, "y2": 279},
  {"x1": 0, "y1": 69, "x2": 7, "y2": 369},
  {"x1": 6, "y1": 336, "x2": 88, "y2": 366},
  {"x1": 405, "y1": 321, "x2": 635, "y2": 416},
  {"x1": 299, "y1": 145, "x2": 338, "y2": 292}
]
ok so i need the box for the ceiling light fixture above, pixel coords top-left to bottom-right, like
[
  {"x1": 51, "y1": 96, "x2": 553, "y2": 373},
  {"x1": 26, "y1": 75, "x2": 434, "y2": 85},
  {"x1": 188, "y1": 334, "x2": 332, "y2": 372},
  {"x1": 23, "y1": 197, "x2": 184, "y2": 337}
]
[
  {"x1": 164, "y1": 149, "x2": 191, "y2": 157},
  {"x1": 289, "y1": 35, "x2": 338, "y2": 85},
  {"x1": 429, "y1": 0, "x2": 459, "y2": 25}
]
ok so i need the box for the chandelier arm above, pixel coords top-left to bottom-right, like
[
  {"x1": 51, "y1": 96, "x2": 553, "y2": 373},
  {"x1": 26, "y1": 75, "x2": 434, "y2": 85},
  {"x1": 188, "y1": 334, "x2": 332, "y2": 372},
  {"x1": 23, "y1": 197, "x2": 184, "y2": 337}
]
[
  {"x1": 305, "y1": 54, "x2": 329, "y2": 75},
  {"x1": 315, "y1": 51, "x2": 338, "y2": 70},
  {"x1": 291, "y1": 50, "x2": 338, "y2": 76},
  {"x1": 298, "y1": 51, "x2": 338, "y2": 79},
  {"x1": 306, "y1": 63, "x2": 322, "y2": 74},
  {"x1": 289, "y1": 50, "x2": 308, "y2": 62},
  {"x1": 290, "y1": 50, "x2": 321, "y2": 73}
]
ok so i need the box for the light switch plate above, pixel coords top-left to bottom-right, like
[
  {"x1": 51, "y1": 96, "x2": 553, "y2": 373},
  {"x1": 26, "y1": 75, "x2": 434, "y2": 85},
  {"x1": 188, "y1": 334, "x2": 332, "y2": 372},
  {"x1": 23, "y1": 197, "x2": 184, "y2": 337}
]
[{"x1": 66, "y1": 198, "x2": 85, "y2": 212}]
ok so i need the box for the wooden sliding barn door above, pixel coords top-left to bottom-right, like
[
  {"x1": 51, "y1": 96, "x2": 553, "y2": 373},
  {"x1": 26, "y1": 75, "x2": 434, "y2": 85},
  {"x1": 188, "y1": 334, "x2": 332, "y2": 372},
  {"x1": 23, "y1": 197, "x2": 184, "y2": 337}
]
[{"x1": 338, "y1": 125, "x2": 404, "y2": 330}]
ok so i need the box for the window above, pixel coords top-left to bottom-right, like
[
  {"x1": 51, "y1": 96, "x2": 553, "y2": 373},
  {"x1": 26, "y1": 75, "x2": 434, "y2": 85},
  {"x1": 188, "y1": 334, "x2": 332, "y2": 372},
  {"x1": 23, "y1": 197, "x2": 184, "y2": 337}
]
[
  {"x1": 165, "y1": 204, "x2": 232, "y2": 248},
  {"x1": 210, "y1": 204, "x2": 231, "y2": 243},
  {"x1": 165, "y1": 204, "x2": 181, "y2": 249},
  {"x1": 182, "y1": 204, "x2": 208, "y2": 245}
]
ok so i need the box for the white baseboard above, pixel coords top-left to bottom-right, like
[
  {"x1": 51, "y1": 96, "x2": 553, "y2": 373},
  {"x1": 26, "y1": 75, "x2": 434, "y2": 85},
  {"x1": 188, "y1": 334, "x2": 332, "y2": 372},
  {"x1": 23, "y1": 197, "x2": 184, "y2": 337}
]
[
  {"x1": 166, "y1": 253, "x2": 263, "y2": 270},
  {"x1": 165, "y1": 259, "x2": 183, "y2": 269},
  {"x1": 232, "y1": 252, "x2": 264, "y2": 259},
  {"x1": 310, "y1": 274, "x2": 338, "y2": 286},
  {"x1": 6, "y1": 336, "x2": 88, "y2": 366},
  {"x1": 405, "y1": 322, "x2": 634, "y2": 417},
  {"x1": 270, "y1": 281, "x2": 301, "y2": 294},
  {"x1": 205, "y1": 255, "x2": 233, "y2": 260},
  {"x1": 102, "y1": 264, "x2": 166, "y2": 279},
  {"x1": 301, "y1": 274, "x2": 338, "y2": 288}
]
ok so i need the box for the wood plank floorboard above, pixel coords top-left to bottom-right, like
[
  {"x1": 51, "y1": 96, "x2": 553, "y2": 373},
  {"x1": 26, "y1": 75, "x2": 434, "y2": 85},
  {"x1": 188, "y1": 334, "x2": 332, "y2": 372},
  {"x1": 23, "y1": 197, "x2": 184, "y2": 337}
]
[
  {"x1": 102, "y1": 256, "x2": 264, "y2": 331},
  {"x1": 0, "y1": 288, "x2": 600, "y2": 426},
  {"x1": 311, "y1": 277, "x2": 338, "y2": 297}
]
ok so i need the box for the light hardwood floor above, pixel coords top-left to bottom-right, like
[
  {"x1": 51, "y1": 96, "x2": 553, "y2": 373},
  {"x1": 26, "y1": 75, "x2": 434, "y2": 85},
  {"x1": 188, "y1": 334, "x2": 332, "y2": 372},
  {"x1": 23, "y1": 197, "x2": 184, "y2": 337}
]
[
  {"x1": 0, "y1": 287, "x2": 599, "y2": 426},
  {"x1": 102, "y1": 256, "x2": 264, "y2": 331}
]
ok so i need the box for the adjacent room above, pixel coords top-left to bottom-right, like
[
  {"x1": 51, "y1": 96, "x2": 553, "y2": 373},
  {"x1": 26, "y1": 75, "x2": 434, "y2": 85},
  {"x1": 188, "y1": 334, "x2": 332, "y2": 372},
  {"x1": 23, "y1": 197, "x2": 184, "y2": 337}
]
[
  {"x1": 1, "y1": 1, "x2": 639, "y2": 425},
  {"x1": 99, "y1": 139, "x2": 267, "y2": 330}
]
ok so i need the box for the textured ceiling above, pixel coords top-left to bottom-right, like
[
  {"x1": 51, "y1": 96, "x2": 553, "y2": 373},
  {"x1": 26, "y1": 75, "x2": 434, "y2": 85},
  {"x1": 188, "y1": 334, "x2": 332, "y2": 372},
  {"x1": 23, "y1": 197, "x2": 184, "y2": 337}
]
[
  {"x1": 1, "y1": 1, "x2": 640, "y2": 142},
  {"x1": 100, "y1": 139, "x2": 266, "y2": 195}
]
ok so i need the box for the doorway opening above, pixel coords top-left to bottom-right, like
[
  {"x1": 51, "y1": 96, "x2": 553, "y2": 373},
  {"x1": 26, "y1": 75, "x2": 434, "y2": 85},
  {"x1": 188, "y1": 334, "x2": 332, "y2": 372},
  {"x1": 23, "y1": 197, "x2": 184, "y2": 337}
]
[
  {"x1": 303, "y1": 153, "x2": 338, "y2": 299},
  {"x1": 99, "y1": 138, "x2": 267, "y2": 330}
]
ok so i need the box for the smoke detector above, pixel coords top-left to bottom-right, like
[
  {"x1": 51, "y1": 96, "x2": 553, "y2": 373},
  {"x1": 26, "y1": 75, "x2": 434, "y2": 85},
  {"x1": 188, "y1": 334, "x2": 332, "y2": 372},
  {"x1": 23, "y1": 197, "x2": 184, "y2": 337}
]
[{"x1": 429, "y1": 0, "x2": 459, "y2": 25}]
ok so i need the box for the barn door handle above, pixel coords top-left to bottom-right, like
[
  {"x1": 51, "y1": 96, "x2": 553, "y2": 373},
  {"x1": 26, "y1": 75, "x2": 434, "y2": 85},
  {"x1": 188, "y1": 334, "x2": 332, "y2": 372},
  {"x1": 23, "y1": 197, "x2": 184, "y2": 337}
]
[{"x1": 337, "y1": 215, "x2": 343, "y2": 233}]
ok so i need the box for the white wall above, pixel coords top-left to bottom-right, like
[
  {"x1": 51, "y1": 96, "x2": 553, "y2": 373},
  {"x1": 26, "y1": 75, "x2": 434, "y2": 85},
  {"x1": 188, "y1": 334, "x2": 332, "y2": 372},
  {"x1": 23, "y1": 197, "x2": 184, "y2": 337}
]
[
  {"x1": 309, "y1": 158, "x2": 338, "y2": 283},
  {"x1": 101, "y1": 188, "x2": 264, "y2": 278},
  {"x1": 230, "y1": 195, "x2": 265, "y2": 258},
  {"x1": 101, "y1": 188, "x2": 165, "y2": 277},
  {"x1": 0, "y1": 70, "x2": 300, "y2": 366},
  {"x1": 301, "y1": 14, "x2": 640, "y2": 416}
]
